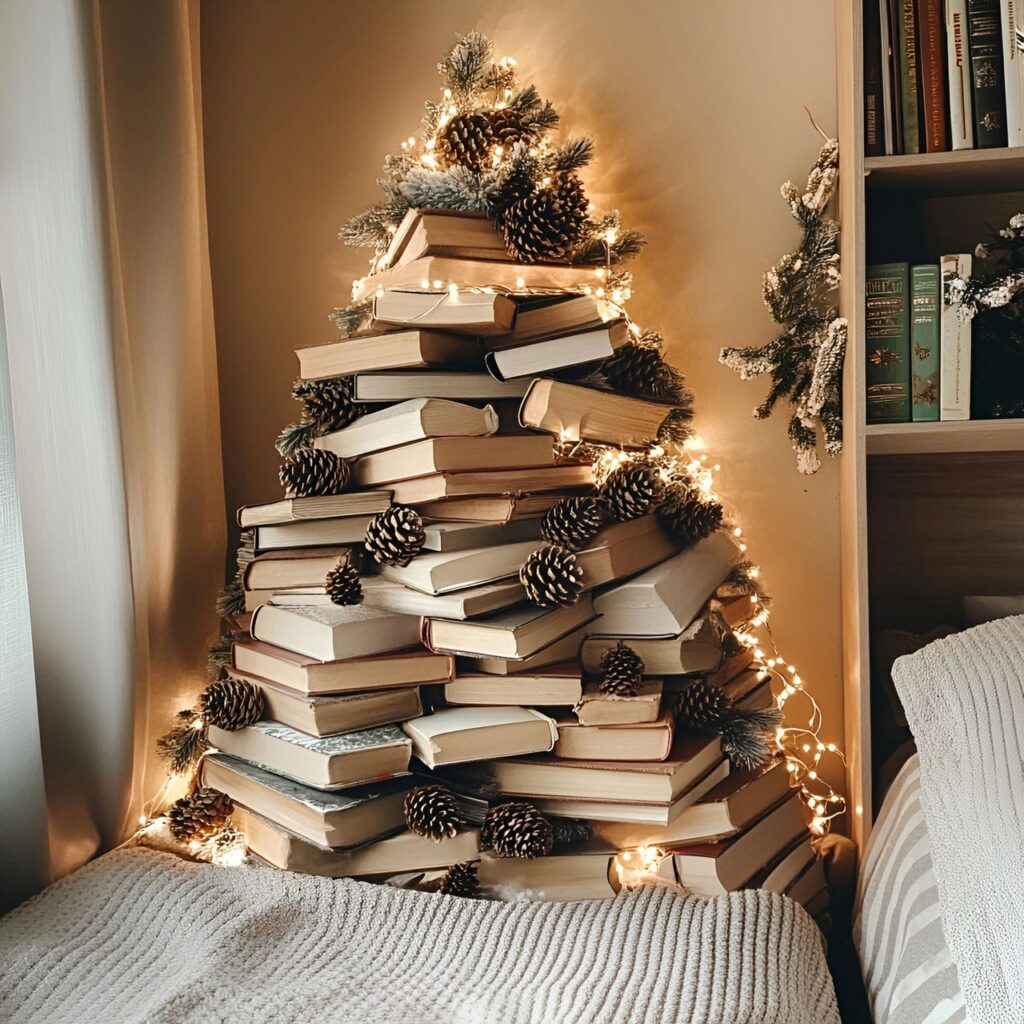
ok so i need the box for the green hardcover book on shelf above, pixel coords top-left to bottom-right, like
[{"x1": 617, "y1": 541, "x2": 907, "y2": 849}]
[
  {"x1": 866, "y1": 263, "x2": 911, "y2": 423},
  {"x1": 910, "y1": 265, "x2": 940, "y2": 421},
  {"x1": 896, "y1": 0, "x2": 920, "y2": 153}
]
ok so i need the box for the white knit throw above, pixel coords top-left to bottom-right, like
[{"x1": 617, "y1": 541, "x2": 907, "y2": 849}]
[
  {"x1": 0, "y1": 848, "x2": 838, "y2": 1023},
  {"x1": 892, "y1": 615, "x2": 1024, "y2": 1023}
]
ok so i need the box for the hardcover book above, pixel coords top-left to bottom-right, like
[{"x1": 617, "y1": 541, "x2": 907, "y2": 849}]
[
  {"x1": 252, "y1": 518, "x2": 374, "y2": 553},
  {"x1": 940, "y1": 253, "x2": 973, "y2": 419},
  {"x1": 250, "y1": 604, "x2": 422, "y2": 662},
  {"x1": 968, "y1": 0, "x2": 1009, "y2": 146},
  {"x1": 502, "y1": 293, "x2": 617, "y2": 343},
  {"x1": 590, "y1": 532, "x2": 740, "y2": 637},
  {"x1": 233, "y1": 672, "x2": 424, "y2": 737},
  {"x1": 477, "y1": 844, "x2": 617, "y2": 901},
  {"x1": 897, "y1": 0, "x2": 921, "y2": 152},
  {"x1": 518, "y1": 378, "x2": 673, "y2": 448},
  {"x1": 243, "y1": 548, "x2": 350, "y2": 592},
  {"x1": 1002, "y1": 0, "x2": 1024, "y2": 146},
  {"x1": 237, "y1": 808, "x2": 481, "y2": 876},
  {"x1": 763, "y1": 837, "x2": 818, "y2": 895},
  {"x1": 232, "y1": 639, "x2": 452, "y2": 695},
  {"x1": 866, "y1": 262, "x2": 911, "y2": 423},
  {"x1": 910, "y1": 264, "x2": 941, "y2": 421},
  {"x1": 947, "y1": 0, "x2": 976, "y2": 148},
  {"x1": 354, "y1": 434, "x2": 557, "y2": 485},
  {"x1": 372, "y1": 289, "x2": 516, "y2": 336},
  {"x1": 313, "y1": 398, "x2": 499, "y2": 460},
  {"x1": 238, "y1": 491, "x2": 391, "y2": 529},
  {"x1": 581, "y1": 615, "x2": 724, "y2": 676},
  {"x1": 294, "y1": 329, "x2": 481, "y2": 381},
  {"x1": 352, "y1": 371, "x2": 529, "y2": 403},
  {"x1": 864, "y1": 0, "x2": 887, "y2": 154},
  {"x1": 554, "y1": 712, "x2": 675, "y2": 762},
  {"x1": 443, "y1": 663, "x2": 583, "y2": 707},
  {"x1": 460, "y1": 622, "x2": 591, "y2": 674},
  {"x1": 359, "y1": 577, "x2": 526, "y2": 620},
  {"x1": 207, "y1": 721, "x2": 412, "y2": 790},
  {"x1": 377, "y1": 538, "x2": 543, "y2": 595},
  {"x1": 419, "y1": 517, "x2": 545, "y2": 554},
  {"x1": 402, "y1": 705, "x2": 557, "y2": 768},
  {"x1": 485, "y1": 321, "x2": 629, "y2": 381},
  {"x1": 382, "y1": 208, "x2": 508, "y2": 268},
  {"x1": 414, "y1": 492, "x2": 565, "y2": 524},
  {"x1": 572, "y1": 516, "x2": 679, "y2": 593},
  {"x1": 574, "y1": 681, "x2": 664, "y2": 726},
  {"x1": 385, "y1": 462, "x2": 594, "y2": 506},
  {"x1": 202, "y1": 753, "x2": 411, "y2": 848},
  {"x1": 917, "y1": 0, "x2": 949, "y2": 150}
]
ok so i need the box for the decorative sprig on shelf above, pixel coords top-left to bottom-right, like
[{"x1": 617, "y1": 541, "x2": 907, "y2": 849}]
[
  {"x1": 720, "y1": 135, "x2": 847, "y2": 475},
  {"x1": 945, "y1": 212, "x2": 1024, "y2": 319}
]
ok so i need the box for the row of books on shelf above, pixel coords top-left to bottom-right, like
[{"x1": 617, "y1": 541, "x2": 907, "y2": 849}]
[
  {"x1": 864, "y1": 0, "x2": 1024, "y2": 155},
  {"x1": 866, "y1": 256, "x2": 1023, "y2": 422}
]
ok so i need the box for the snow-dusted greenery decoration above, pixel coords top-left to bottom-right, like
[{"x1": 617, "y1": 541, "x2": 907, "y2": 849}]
[
  {"x1": 720, "y1": 138, "x2": 846, "y2": 475},
  {"x1": 945, "y1": 212, "x2": 1024, "y2": 319}
]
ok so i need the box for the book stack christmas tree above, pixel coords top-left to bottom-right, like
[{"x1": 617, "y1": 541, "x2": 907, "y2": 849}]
[{"x1": 155, "y1": 33, "x2": 840, "y2": 916}]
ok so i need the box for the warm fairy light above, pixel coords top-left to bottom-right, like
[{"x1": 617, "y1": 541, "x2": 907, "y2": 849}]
[
  {"x1": 190, "y1": 718, "x2": 204, "y2": 731},
  {"x1": 420, "y1": 279, "x2": 430, "y2": 289},
  {"x1": 447, "y1": 282, "x2": 460, "y2": 298},
  {"x1": 375, "y1": 287, "x2": 385, "y2": 299},
  {"x1": 515, "y1": 276, "x2": 526, "y2": 288},
  {"x1": 614, "y1": 844, "x2": 666, "y2": 888},
  {"x1": 605, "y1": 227, "x2": 618, "y2": 245},
  {"x1": 432, "y1": 279, "x2": 444, "y2": 289}
]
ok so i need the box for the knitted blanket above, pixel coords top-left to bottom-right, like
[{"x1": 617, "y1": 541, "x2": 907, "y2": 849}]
[
  {"x1": 892, "y1": 615, "x2": 1024, "y2": 1024},
  {"x1": 0, "y1": 848, "x2": 838, "y2": 1024}
]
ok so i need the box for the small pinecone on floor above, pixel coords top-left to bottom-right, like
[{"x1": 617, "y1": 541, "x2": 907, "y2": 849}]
[
  {"x1": 325, "y1": 558, "x2": 362, "y2": 606},
  {"x1": 540, "y1": 495, "x2": 603, "y2": 550},
  {"x1": 293, "y1": 377, "x2": 360, "y2": 433},
  {"x1": 200, "y1": 678, "x2": 264, "y2": 731},
  {"x1": 519, "y1": 544, "x2": 584, "y2": 607},
  {"x1": 602, "y1": 343, "x2": 689, "y2": 403},
  {"x1": 436, "y1": 112, "x2": 495, "y2": 171},
  {"x1": 658, "y1": 487, "x2": 724, "y2": 546},
  {"x1": 364, "y1": 505, "x2": 425, "y2": 567},
  {"x1": 168, "y1": 787, "x2": 234, "y2": 843},
  {"x1": 676, "y1": 679, "x2": 731, "y2": 729},
  {"x1": 404, "y1": 784, "x2": 464, "y2": 841},
  {"x1": 500, "y1": 174, "x2": 588, "y2": 262},
  {"x1": 600, "y1": 464, "x2": 665, "y2": 521},
  {"x1": 439, "y1": 861, "x2": 479, "y2": 898},
  {"x1": 598, "y1": 641, "x2": 645, "y2": 697},
  {"x1": 279, "y1": 448, "x2": 350, "y2": 497},
  {"x1": 482, "y1": 802, "x2": 553, "y2": 859}
]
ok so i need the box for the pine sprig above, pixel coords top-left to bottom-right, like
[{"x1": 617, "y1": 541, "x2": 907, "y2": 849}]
[{"x1": 328, "y1": 299, "x2": 373, "y2": 336}]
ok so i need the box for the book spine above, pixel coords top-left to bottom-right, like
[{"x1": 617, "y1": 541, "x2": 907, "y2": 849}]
[
  {"x1": 968, "y1": 0, "x2": 1010, "y2": 145},
  {"x1": 899, "y1": 0, "x2": 923, "y2": 151},
  {"x1": 1001, "y1": 0, "x2": 1024, "y2": 144},
  {"x1": 865, "y1": 0, "x2": 887, "y2": 155},
  {"x1": 946, "y1": 0, "x2": 977, "y2": 146},
  {"x1": 940, "y1": 254, "x2": 973, "y2": 419},
  {"x1": 880, "y1": 1, "x2": 898, "y2": 152},
  {"x1": 866, "y1": 263, "x2": 912, "y2": 423},
  {"x1": 918, "y1": 0, "x2": 951, "y2": 149},
  {"x1": 910, "y1": 265, "x2": 941, "y2": 421}
]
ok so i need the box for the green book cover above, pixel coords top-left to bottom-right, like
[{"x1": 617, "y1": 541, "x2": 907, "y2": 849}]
[
  {"x1": 866, "y1": 262, "x2": 911, "y2": 423},
  {"x1": 910, "y1": 264, "x2": 940, "y2": 420},
  {"x1": 896, "y1": 0, "x2": 920, "y2": 153}
]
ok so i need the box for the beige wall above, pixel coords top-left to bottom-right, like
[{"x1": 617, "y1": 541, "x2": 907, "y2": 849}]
[{"x1": 201, "y1": 0, "x2": 845, "y2": 803}]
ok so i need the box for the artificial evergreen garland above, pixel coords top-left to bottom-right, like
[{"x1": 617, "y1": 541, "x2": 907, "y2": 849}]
[{"x1": 719, "y1": 136, "x2": 847, "y2": 475}]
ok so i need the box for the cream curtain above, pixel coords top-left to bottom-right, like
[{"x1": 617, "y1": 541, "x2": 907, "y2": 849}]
[{"x1": 0, "y1": 0, "x2": 224, "y2": 903}]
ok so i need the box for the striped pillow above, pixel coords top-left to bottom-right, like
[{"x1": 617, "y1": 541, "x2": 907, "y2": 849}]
[{"x1": 853, "y1": 756, "x2": 966, "y2": 1024}]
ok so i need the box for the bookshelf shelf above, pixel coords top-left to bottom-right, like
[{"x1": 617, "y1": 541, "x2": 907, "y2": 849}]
[
  {"x1": 865, "y1": 148, "x2": 1024, "y2": 197},
  {"x1": 865, "y1": 419, "x2": 1024, "y2": 455}
]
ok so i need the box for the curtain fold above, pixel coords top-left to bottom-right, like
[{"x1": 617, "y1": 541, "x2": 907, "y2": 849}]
[{"x1": 0, "y1": 0, "x2": 224, "y2": 898}]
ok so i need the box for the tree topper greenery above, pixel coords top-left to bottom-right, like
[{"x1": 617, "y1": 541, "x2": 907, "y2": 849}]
[{"x1": 719, "y1": 136, "x2": 846, "y2": 475}]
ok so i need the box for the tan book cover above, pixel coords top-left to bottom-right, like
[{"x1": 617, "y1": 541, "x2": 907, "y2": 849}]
[
  {"x1": 444, "y1": 663, "x2": 583, "y2": 707},
  {"x1": 463, "y1": 624, "x2": 589, "y2": 674},
  {"x1": 554, "y1": 712, "x2": 674, "y2": 762},
  {"x1": 383, "y1": 209, "x2": 507, "y2": 268},
  {"x1": 581, "y1": 615, "x2": 724, "y2": 676},
  {"x1": 295, "y1": 329, "x2": 480, "y2": 381},
  {"x1": 387, "y1": 462, "x2": 593, "y2": 505},
  {"x1": 373, "y1": 289, "x2": 516, "y2": 336},
  {"x1": 232, "y1": 639, "x2": 452, "y2": 695},
  {"x1": 477, "y1": 845, "x2": 616, "y2": 901},
  {"x1": 575, "y1": 681, "x2": 664, "y2": 726},
  {"x1": 519, "y1": 378, "x2": 672, "y2": 448},
  {"x1": 253, "y1": 517, "x2": 374, "y2": 553},
  {"x1": 486, "y1": 321, "x2": 628, "y2": 381},
  {"x1": 353, "y1": 371, "x2": 529, "y2": 403},
  {"x1": 378, "y1": 538, "x2": 541, "y2": 596},
  {"x1": 353, "y1": 434, "x2": 554, "y2": 487},
  {"x1": 238, "y1": 491, "x2": 391, "y2": 528},
  {"x1": 415, "y1": 492, "x2": 564, "y2": 523},
  {"x1": 573, "y1": 516, "x2": 678, "y2": 592},
  {"x1": 243, "y1": 547, "x2": 349, "y2": 591}
]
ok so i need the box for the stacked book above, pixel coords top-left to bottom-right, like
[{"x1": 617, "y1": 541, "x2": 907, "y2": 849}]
[
  {"x1": 864, "y1": 0, "x2": 1024, "y2": 155},
  {"x1": 209, "y1": 209, "x2": 825, "y2": 914}
]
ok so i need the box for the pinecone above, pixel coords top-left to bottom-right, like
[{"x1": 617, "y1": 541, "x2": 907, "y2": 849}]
[
  {"x1": 292, "y1": 377, "x2": 361, "y2": 433},
  {"x1": 500, "y1": 174, "x2": 588, "y2": 263},
  {"x1": 600, "y1": 464, "x2": 665, "y2": 521},
  {"x1": 603, "y1": 343, "x2": 689, "y2": 403},
  {"x1": 325, "y1": 558, "x2": 363, "y2": 606},
  {"x1": 540, "y1": 495, "x2": 604, "y2": 550},
  {"x1": 168, "y1": 787, "x2": 234, "y2": 843},
  {"x1": 658, "y1": 487, "x2": 724, "y2": 546},
  {"x1": 364, "y1": 505, "x2": 425, "y2": 567},
  {"x1": 599, "y1": 641, "x2": 645, "y2": 697},
  {"x1": 676, "y1": 680, "x2": 731, "y2": 729},
  {"x1": 279, "y1": 448, "x2": 350, "y2": 498},
  {"x1": 487, "y1": 107, "x2": 531, "y2": 147},
  {"x1": 439, "y1": 861, "x2": 479, "y2": 898},
  {"x1": 519, "y1": 545, "x2": 585, "y2": 607},
  {"x1": 481, "y1": 802, "x2": 553, "y2": 859},
  {"x1": 551, "y1": 818, "x2": 593, "y2": 849},
  {"x1": 658, "y1": 407, "x2": 694, "y2": 445},
  {"x1": 436, "y1": 112, "x2": 495, "y2": 171},
  {"x1": 404, "y1": 784, "x2": 464, "y2": 841},
  {"x1": 200, "y1": 678, "x2": 264, "y2": 731}
]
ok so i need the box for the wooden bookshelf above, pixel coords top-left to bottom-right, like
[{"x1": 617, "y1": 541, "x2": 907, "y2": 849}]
[{"x1": 835, "y1": 0, "x2": 1024, "y2": 848}]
